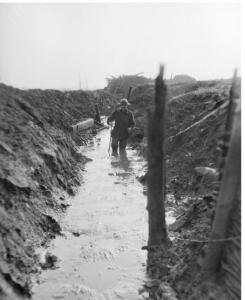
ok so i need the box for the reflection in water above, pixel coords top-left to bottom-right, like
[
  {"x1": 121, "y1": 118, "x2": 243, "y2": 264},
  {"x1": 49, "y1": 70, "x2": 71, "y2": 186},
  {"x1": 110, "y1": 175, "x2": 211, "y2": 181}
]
[
  {"x1": 110, "y1": 151, "x2": 134, "y2": 180},
  {"x1": 33, "y1": 128, "x2": 148, "y2": 300}
]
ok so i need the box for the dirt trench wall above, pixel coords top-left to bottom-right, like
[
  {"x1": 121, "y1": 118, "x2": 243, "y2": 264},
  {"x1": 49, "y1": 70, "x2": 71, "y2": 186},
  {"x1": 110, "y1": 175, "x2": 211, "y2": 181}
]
[
  {"x1": 129, "y1": 78, "x2": 241, "y2": 300},
  {"x1": 0, "y1": 83, "x2": 108, "y2": 299},
  {"x1": 128, "y1": 79, "x2": 232, "y2": 193}
]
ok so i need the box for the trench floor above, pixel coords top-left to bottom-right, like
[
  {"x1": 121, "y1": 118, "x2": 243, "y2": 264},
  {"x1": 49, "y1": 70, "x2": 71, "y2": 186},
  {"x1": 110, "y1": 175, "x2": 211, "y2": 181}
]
[{"x1": 33, "y1": 128, "x2": 151, "y2": 300}]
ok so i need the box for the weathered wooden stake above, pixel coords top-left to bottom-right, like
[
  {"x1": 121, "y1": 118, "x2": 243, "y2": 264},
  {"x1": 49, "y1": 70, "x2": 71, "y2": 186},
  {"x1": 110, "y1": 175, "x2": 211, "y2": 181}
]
[
  {"x1": 203, "y1": 73, "x2": 241, "y2": 275},
  {"x1": 147, "y1": 65, "x2": 168, "y2": 247}
]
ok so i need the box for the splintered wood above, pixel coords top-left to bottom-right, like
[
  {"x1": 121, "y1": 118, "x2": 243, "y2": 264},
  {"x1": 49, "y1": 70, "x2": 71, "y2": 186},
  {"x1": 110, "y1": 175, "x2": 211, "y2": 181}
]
[{"x1": 147, "y1": 65, "x2": 168, "y2": 247}]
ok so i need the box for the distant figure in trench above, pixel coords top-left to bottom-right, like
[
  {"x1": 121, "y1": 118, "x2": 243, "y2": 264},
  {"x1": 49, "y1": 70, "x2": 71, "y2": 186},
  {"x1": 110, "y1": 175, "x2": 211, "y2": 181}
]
[{"x1": 107, "y1": 98, "x2": 135, "y2": 156}]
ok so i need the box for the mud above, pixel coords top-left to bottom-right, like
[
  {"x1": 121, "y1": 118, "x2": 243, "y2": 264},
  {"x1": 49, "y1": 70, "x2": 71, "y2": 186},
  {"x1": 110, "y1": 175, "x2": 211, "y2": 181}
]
[
  {"x1": 128, "y1": 79, "x2": 235, "y2": 195},
  {"x1": 1, "y1": 77, "x2": 240, "y2": 300},
  {"x1": 0, "y1": 84, "x2": 115, "y2": 299},
  {"x1": 32, "y1": 127, "x2": 177, "y2": 300},
  {"x1": 32, "y1": 128, "x2": 148, "y2": 299},
  {"x1": 31, "y1": 128, "x2": 146, "y2": 299}
]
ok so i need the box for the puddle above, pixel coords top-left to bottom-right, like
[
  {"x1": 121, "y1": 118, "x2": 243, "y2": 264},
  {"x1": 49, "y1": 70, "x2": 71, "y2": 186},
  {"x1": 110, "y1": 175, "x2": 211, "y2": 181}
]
[
  {"x1": 33, "y1": 125, "x2": 177, "y2": 300},
  {"x1": 33, "y1": 127, "x2": 149, "y2": 300}
]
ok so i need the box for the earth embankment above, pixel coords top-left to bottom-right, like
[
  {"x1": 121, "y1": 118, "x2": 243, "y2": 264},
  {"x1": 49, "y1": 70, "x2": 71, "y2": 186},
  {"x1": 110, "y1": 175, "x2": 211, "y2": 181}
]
[
  {"x1": 0, "y1": 84, "x2": 113, "y2": 299},
  {"x1": 128, "y1": 79, "x2": 234, "y2": 193},
  {"x1": 0, "y1": 76, "x2": 240, "y2": 299}
]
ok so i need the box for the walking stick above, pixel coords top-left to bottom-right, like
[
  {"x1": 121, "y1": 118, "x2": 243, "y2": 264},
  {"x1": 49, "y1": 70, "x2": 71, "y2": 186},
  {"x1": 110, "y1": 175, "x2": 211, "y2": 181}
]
[{"x1": 108, "y1": 124, "x2": 112, "y2": 155}]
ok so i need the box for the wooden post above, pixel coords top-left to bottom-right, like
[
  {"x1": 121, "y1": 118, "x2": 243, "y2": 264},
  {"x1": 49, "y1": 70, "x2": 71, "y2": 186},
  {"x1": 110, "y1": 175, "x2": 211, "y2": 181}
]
[
  {"x1": 202, "y1": 91, "x2": 241, "y2": 275},
  {"x1": 217, "y1": 70, "x2": 238, "y2": 182},
  {"x1": 147, "y1": 65, "x2": 168, "y2": 247}
]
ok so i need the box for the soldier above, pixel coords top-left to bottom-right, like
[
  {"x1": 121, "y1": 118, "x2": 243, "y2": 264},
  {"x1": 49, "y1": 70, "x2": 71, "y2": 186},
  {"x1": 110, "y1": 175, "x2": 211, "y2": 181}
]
[{"x1": 107, "y1": 98, "x2": 135, "y2": 155}]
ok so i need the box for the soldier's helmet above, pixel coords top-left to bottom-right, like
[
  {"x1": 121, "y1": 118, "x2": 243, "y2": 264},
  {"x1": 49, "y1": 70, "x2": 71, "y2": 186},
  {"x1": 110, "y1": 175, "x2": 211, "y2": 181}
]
[{"x1": 120, "y1": 98, "x2": 130, "y2": 107}]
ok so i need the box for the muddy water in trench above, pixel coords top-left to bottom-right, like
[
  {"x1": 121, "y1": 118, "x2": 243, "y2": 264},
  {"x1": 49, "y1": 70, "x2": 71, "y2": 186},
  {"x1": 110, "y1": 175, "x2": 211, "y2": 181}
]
[{"x1": 33, "y1": 128, "x2": 149, "y2": 300}]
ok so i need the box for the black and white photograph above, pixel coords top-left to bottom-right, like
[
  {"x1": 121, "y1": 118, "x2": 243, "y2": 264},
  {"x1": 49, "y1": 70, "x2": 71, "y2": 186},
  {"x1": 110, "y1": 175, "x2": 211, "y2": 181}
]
[{"x1": 0, "y1": 1, "x2": 241, "y2": 299}]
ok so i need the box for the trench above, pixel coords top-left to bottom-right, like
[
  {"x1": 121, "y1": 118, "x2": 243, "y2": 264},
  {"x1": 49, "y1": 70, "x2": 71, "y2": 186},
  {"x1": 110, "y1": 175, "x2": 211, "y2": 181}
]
[{"x1": 33, "y1": 127, "x2": 150, "y2": 300}]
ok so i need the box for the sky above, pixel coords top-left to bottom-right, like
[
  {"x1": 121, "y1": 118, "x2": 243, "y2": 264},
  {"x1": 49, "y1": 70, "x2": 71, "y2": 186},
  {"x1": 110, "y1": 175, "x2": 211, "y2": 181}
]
[{"x1": 0, "y1": 3, "x2": 241, "y2": 90}]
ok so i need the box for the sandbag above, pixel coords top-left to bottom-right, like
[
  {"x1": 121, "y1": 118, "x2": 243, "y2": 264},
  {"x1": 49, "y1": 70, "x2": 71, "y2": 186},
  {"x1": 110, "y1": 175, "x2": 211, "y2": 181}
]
[{"x1": 72, "y1": 118, "x2": 94, "y2": 133}]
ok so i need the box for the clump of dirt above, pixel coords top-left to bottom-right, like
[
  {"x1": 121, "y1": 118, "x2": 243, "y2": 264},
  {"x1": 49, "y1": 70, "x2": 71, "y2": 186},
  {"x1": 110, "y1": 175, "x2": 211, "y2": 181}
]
[{"x1": 0, "y1": 83, "x2": 113, "y2": 299}]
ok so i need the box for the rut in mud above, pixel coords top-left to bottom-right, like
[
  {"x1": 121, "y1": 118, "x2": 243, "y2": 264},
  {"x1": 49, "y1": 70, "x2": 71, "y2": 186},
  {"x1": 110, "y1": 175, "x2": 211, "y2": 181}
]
[{"x1": 33, "y1": 127, "x2": 152, "y2": 300}]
